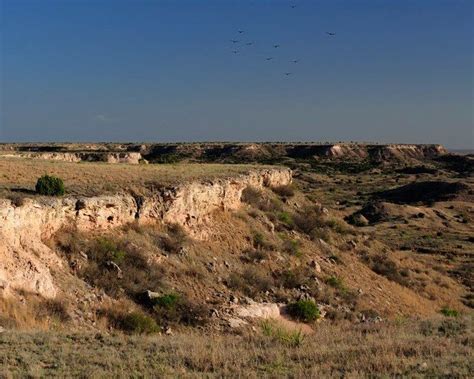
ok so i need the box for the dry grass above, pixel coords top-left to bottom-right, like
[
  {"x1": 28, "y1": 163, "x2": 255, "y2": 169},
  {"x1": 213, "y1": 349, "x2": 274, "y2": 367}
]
[
  {"x1": 0, "y1": 317, "x2": 472, "y2": 377},
  {"x1": 1, "y1": 154, "x2": 473, "y2": 377},
  {"x1": 0, "y1": 295, "x2": 70, "y2": 330},
  {"x1": 0, "y1": 158, "x2": 271, "y2": 196}
]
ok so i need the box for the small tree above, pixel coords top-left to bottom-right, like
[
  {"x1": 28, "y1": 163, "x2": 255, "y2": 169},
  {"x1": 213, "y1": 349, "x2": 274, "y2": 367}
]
[{"x1": 35, "y1": 175, "x2": 65, "y2": 196}]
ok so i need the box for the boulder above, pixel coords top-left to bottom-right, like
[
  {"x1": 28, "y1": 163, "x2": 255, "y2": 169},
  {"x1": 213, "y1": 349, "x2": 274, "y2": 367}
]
[{"x1": 309, "y1": 260, "x2": 322, "y2": 273}]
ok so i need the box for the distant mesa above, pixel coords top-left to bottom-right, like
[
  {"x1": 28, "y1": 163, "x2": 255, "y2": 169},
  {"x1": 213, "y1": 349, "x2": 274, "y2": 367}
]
[{"x1": 0, "y1": 142, "x2": 449, "y2": 165}]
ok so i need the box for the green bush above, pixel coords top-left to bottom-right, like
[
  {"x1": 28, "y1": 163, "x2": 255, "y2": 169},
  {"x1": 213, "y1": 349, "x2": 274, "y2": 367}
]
[
  {"x1": 152, "y1": 293, "x2": 180, "y2": 309},
  {"x1": 326, "y1": 276, "x2": 344, "y2": 289},
  {"x1": 278, "y1": 211, "x2": 294, "y2": 228},
  {"x1": 252, "y1": 232, "x2": 275, "y2": 251},
  {"x1": 151, "y1": 293, "x2": 208, "y2": 326},
  {"x1": 440, "y1": 307, "x2": 459, "y2": 317},
  {"x1": 287, "y1": 300, "x2": 320, "y2": 322},
  {"x1": 35, "y1": 175, "x2": 65, "y2": 196},
  {"x1": 117, "y1": 312, "x2": 159, "y2": 334},
  {"x1": 94, "y1": 238, "x2": 126, "y2": 264}
]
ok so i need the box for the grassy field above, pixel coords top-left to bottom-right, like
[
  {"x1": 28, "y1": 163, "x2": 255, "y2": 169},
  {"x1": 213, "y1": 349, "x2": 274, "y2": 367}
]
[
  {"x1": 0, "y1": 158, "x2": 270, "y2": 197},
  {"x1": 0, "y1": 317, "x2": 471, "y2": 378}
]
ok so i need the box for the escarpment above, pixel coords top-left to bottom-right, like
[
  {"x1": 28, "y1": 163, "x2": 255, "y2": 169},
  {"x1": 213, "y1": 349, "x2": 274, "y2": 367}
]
[
  {"x1": 0, "y1": 143, "x2": 448, "y2": 164},
  {"x1": 0, "y1": 151, "x2": 142, "y2": 164},
  {"x1": 0, "y1": 168, "x2": 291, "y2": 298}
]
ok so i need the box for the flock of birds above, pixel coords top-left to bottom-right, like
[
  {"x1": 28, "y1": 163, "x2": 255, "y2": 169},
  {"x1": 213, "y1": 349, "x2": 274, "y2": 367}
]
[{"x1": 227, "y1": 3, "x2": 336, "y2": 77}]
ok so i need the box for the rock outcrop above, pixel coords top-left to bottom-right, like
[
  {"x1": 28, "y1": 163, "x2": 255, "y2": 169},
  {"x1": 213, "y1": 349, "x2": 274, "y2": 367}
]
[{"x1": 0, "y1": 168, "x2": 291, "y2": 298}]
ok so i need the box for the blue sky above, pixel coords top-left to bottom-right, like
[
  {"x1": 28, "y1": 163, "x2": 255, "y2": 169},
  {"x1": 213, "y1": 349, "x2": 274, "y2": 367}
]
[{"x1": 1, "y1": 0, "x2": 472, "y2": 148}]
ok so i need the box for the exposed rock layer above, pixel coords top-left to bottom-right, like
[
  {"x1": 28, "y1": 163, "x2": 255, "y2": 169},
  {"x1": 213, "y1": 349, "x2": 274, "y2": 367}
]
[
  {"x1": 0, "y1": 151, "x2": 142, "y2": 164},
  {"x1": 0, "y1": 143, "x2": 448, "y2": 164},
  {"x1": 0, "y1": 168, "x2": 291, "y2": 298}
]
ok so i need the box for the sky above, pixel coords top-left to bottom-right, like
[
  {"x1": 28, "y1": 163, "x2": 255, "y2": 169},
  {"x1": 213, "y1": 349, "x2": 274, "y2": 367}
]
[{"x1": 0, "y1": 0, "x2": 472, "y2": 148}]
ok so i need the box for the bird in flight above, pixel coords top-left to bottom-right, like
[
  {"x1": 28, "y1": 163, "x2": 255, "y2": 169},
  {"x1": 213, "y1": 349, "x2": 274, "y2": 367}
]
[
  {"x1": 284, "y1": 72, "x2": 292, "y2": 76},
  {"x1": 265, "y1": 57, "x2": 274, "y2": 61},
  {"x1": 290, "y1": 4, "x2": 296, "y2": 8},
  {"x1": 246, "y1": 42, "x2": 253, "y2": 46},
  {"x1": 273, "y1": 44, "x2": 280, "y2": 48},
  {"x1": 291, "y1": 59, "x2": 299, "y2": 63},
  {"x1": 238, "y1": 30, "x2": 244, "y2": 34},
  {"x1": 326, "y1": 32, "x2": 336, "y2": 36},
  {"x1": 230, "y1": 40, "x2": 240, "y2": 43},
  {"x1": 232, "y1": 50, "x2": 239, "y2": 54}
]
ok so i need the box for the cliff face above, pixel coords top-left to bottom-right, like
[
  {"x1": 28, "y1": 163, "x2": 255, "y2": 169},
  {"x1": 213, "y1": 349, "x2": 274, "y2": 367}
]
[
  {"x1": 367, "y1": 144, "x2": 448, "y2": 162},
  {"x1": 0, "y1": 152, "x2": 142, "y2": 164},
  {"x1": 0, "y1": 168, "x2": 291, "y2": 298},
  {"x1": 1, "y1": 143, "x2": 448, "y2": 164}
]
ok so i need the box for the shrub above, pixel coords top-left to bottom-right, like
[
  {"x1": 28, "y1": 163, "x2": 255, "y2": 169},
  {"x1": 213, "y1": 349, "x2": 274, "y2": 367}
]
[
  {"x1": 277, "y1": 212, "x2": 294, "y2": 228},
  {"x1": 152, "y1": 293, "x2": 180, "y2": 309},
  {"x1": 35, "y1": 298, "x2": 70, "y2": 322},
  {"x1": 243, "y1": 248, "x2": 269, "y2": 262},
  {"x1": 282, "y1": 239, "x2": 301, "y2": 256},
  {"x1": 242, "y1": 186, "x2": 263, "y2": 205},
  {"x1": 152, "y1": 293, "x2": 208, "y2": 326},
  {"x1": 293, "y1": 206, "x2": 325, "y2": 234},
  {"x1": 271, "y1": 184, "x2": 295, "y2": 198},
  {"x1": 420, "y1": 318, "x2": 467, "y2": 337},
  {"x1": 287, "y1": 300, "x2": 320, "y2": 322},
  {"x1": 252, "y1": 231, "x2": 275, "y2": 251},
  {"x1": 115, "y1": 311, "x2": 159, "y2": 334},
  {"x1": 241, "y1": 186, "x2": 282, "y2": 212},
  {"x1": 278, "y1": 268, "x2": 308, "y2": 289},
  {"x1": 73, "y1": 233, "x2": 164, "y2": 298},
  {"x1": 311, "y1": 227, "x2": 332, "y2": 243},
  {"x1": 35, "y1": 175, "x2": 65, "y2": 196},
  {"x1": 325, "y1": 218, "x2": 351, "y2": 234},
  {"x1": 440, "y1": 307, "x2": 459, "y2": 317},
  {"x1": 345, "y1": 213, "x2": 369, "y2": 227},
  {"x1": 93, "y1": 237, "x2": 127, "y2": 264},
  {"x1": 7, "y1": 193, "x2": 27, "y2": 207},
  {"x1": 326, "y1": 276, "x2": 344, "y2": 289},
  {"x1": 437, "y1": 318, "x2": 466, "y2": 337},
  {"x1": 328, "y1": 254, "x2": 342, "y2": 264},
  {"x1": 366, "y1": 255, "x2": 410, "y2": 287},
  {"x1": 253, "y1": 232, "x2": 266, "y2": 249},
  {"x1": 242, "y1": 267, "x2": 273, "y2": 293},
  {"x1": 227, "y1": 267, "x2": 274, "y2": 296},
  {"x1": 261, "y1": 320, "x2": 305, "y2": 347},
  {"x1": 159, "y1": 224, "x2": 187, "y2": 254}
]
